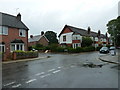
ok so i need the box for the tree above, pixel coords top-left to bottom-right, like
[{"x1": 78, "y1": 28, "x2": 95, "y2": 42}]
[
  {"x1": 45, "y1": 31, "x2": 58, "y2": 44},
  {"x1": 81, "y1": 37, "x2": 93, "y2": 47},
  {"x1": 107, "y1": 16, "x2": 120, "y2": 46}
]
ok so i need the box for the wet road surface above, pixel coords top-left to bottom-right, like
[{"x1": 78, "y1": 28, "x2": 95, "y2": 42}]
[{"x1": 2, "y1": 52, "x2": 119, "y2": 88}]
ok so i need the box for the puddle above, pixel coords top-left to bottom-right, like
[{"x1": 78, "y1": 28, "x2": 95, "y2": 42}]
[{"x1": 81, "y1": 62, "x2": 104, "y2": 68}]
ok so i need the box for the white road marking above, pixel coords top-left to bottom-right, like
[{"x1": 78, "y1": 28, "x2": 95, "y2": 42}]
[
  {"x1": 70, "y1": 66, "x2": 76, "y2": 68},
  {"x1": 40, "y1": 74, "x2": 51, "y2": 78},
  {"x1": 58, "y1": 67, "x2": 61, "y2": 69},
  {"x1": 48, "y1": 69, "x2": 55, "y2": 72},
  {"x1": 52, "y1": 70, "x2": 61, "y2": 74},
  {"x1": 26, "y1": 79, "x2": 37, "y2": 84},
  {"x1": 4, "y1": 81, "x2": 15, "y2": 86},
  {"x1": 12, "y1": 84, "x2": 21, "y2": 88},
  {"x1": 35, "y1": 72, "x2": 45, "y2": 76}
]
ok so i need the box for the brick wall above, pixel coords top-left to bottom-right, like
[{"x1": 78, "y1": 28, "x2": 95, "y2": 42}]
[{"x1": 0, "y1": 27, "x2": 28, "y2": 58}]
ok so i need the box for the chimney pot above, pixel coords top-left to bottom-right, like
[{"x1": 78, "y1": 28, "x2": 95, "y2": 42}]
[
  {"x1": 41, "y1": 31, "x2": 44, "y2": 35},
  {"x1": 30, "y1": 35, "x2": 33, "y2": 38}
]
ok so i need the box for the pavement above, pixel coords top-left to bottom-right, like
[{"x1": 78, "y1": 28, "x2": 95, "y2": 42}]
[
  {"x1": 99, "y1": 51, "x2": 120, "y2": 65},
  {"x1": 2, "y1": 56, "x2": 49, "y2": 64}
]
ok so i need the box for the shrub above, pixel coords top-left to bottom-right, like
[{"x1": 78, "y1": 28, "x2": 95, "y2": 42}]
[
  {"x1": 56, "y1": 47, "x2": 65, "y2": 52},
  {"x1": 76, "y1": 47, "x2": 83, "y2": 53},
  {"x1": 106, "y1": 44, "x2": 111, "y2": 48},
  {"x1": 13, "y1": 50, "x2": 38, "y2": 59},
  {"x1": 81, "y1": 46, "x2": 95, "y2": 52},
  {"x1": 96, "y1": 46, "x2": 102, "y2": 51}
]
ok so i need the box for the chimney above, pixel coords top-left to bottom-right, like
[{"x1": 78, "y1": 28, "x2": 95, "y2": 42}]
[
  {"x1": 98, "y1": 30, "x2": 101, "y2": 36},
  {"x1": 41, "y1": 31, "x2": 44, "y2": 35},
  {"x1": 87, "y1": 27, "x2": 91, "y2": 34},
  {"x1": 17, "y1": 13, "x2": 21, "y2": 21},
  {"x1": 30, "y1": 35, "x2": 33, "y2": 38}
]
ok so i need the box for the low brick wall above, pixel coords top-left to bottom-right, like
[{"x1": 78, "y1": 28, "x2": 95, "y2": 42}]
[{"x1": 12, "y1": 51, "x2": 38, "y2": 60}]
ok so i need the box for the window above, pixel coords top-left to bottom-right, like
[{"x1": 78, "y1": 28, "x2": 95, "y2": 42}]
[
  {"x1": 95, "y1": 37, "x2": 98, "y2": 41},
  {"x1": 11, "y1": 44, "x2": 24, "y2": 51},
  {"x1": 19, "y1": 29, "x2": 26, "y2": 37},
  {"x1": 73, "y1": 43, "x2": 80, "y2": 48},
  {"x1": 11, "y1": 45, "x2": 15, "y2": 51},
  {"x1": 0, "y1": 44, "x2": 5, "y2": 52},
  {"x1": 0, "y1": 26, "x2": 8, "y2": 35},
  {"x1": 63, "y1": 35, "x2": 66, "y2": 41},
  {"x1": 72, "y1": 35, "x2": 80, "y2": 40}
]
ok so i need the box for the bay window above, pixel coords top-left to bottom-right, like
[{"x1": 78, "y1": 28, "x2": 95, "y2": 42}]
[
  {"x1": 10, "y1": 44, "x2": 24, "y2": 51},
  {"x1": 0, "y1": 44, "x2": 5, "y2": 52}
]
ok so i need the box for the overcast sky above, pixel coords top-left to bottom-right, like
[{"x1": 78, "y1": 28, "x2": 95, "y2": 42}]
[{"x1": 0, "y1": 0, "x2": 119, "y2": 37}]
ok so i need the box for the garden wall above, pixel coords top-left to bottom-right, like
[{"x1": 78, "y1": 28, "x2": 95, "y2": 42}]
[{"x1": 12, "y1": 51, "x2": 38, "y2": 60}]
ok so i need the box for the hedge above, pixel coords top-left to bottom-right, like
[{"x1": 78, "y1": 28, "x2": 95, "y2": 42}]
[{"x1": 13, "y1": 50, "x2": 38, "y2": 60}]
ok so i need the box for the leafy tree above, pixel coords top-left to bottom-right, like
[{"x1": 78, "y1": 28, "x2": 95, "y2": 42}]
[
  {"x1": 107, "y1": 16, "x2": 120, "y2": 46},
  {"x1": 81, "y1": 37, "x2": 93, "y2": 47},
  {"x1": 45, "y1": 31, "x2": 58, "y2": 44}
]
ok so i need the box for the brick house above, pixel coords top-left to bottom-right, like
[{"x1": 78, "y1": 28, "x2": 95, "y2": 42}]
[
  {"x1": 0, "y1": 12, "x2": 29, "y2": 59},
  {"x1": 59, "y1": 25, "x2": 109, "y2": 48},
  {"x1": 28, "y1": 32, "x2": 49, "y2": 47}
]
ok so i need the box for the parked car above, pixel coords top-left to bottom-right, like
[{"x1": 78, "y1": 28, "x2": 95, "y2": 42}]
[
  {"x1": 109, "y1": 46, "x2": 116, "y2": 56},
  {"x1": 99, "y1": 47, "x2": 109, "y2": 54}
]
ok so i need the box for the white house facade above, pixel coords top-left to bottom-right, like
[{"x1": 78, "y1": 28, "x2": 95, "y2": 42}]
[{"x1": 59, "y1": 25, "x2": 109, "y2": 48}]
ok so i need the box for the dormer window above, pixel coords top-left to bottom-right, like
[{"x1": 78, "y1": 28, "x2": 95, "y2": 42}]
[
  {"x1": 19, "y1": 29, "x2": 26, "y2": 37},
  {"x1": 0, "y1": 26, "x2": 8, "y2": 35}
]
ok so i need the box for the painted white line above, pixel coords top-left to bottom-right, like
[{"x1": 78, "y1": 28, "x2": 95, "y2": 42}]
[
  {"x1": 35, "y1": 72, "x2": 45, "y2": 76},
  {"x1": 48, "y1": 69, "x2": 55, "y2": 72},
  {"x1": 52, "y1": 70, "x2": 61, "y2": 74},
  {"x1": 26, "y1": 79, "x2": 37, "y2": 84},
  {"x1": 70, "y1": 66, "x2": 76, "y2": 68},
  {"x1": 40, "y1": 74, "x2": 51, "y2": 78},
  {"x1": 4, "y1": 82, "x2": 15, "y2": 87},
  {"x1": 12, "y1": 84, "x2": 21, "y2": 88},
  {"x1": 58, "y1": 67, "x2": 61, "y2": 69}
]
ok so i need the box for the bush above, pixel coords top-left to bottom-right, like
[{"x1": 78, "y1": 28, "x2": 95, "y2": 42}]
[
  {"x1": 76, "y1": 47, "x2": 83, "y2": 53},
  {"x1": 96, "y1": 46, "x2": 102, "y2": 51},
  {"x1": 78, "y1": 46, "x2": 95, "y2": 52},
  {"x1": 106, "y1": 44, "x2": 111, "y2": 48},
  {"x1": 68, "y1": 48, "x2": 77, "y2": 53},
  {"x1": 13, "y1": 50, "x2": 38, "y2": 59},
  {"x1": 56, "y1": 47, "x2": 65, "y2": 52}
]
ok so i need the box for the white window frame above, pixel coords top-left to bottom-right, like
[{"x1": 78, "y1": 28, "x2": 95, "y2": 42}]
[
  {"x1": 0, "y1": 26, "x2": 8, "y2": 35},
  {"x1": 72, "y1": 43, "x2": 81, "y2": 48},
  {"x1": 10, "y1": 43, "x2": 24, "y2": 52},
  {"x1": 0, "y1": 44, "x2": 5, "y2": 52},
  {"x1": 19, "y1": 29, "x2": 26, "y2": 37}
]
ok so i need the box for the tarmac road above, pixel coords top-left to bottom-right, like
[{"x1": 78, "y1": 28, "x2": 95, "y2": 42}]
[{"x1": 2, "y1": 51, "x2": 119, "y2": 88}]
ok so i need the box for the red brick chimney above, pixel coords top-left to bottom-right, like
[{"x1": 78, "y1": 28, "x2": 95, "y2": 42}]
[
  {"x1": 17, "y1": 13, "x2": 21, "y2": 21},
  {"x1": 88, "y1": 27, "x2": 91, "y2": 34}
]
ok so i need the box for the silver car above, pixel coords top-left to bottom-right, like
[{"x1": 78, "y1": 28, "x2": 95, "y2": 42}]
[{"x1": 109, "y1": 46, "x2": 116, "y2": 56}]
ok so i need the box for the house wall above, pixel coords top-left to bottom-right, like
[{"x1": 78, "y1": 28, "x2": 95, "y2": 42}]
[
  {"x1": 59, "y1": 32, "x2": 73, "y2": 44},
  {"x1": 0, "y1": 27, "x2": 28, "y2": 57},
  {"x1": 28, "y1": 42, "x2": 37, "y2": 47},
  {"x1": 37, "y1": 36, "x2": 49, "y2": 46},
  {"x1": 28, "y1": 36, "x2": 49, "y2": 47},
  {"x1": 59, "y1": 27, "x2": 74, "y2": 44}
]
